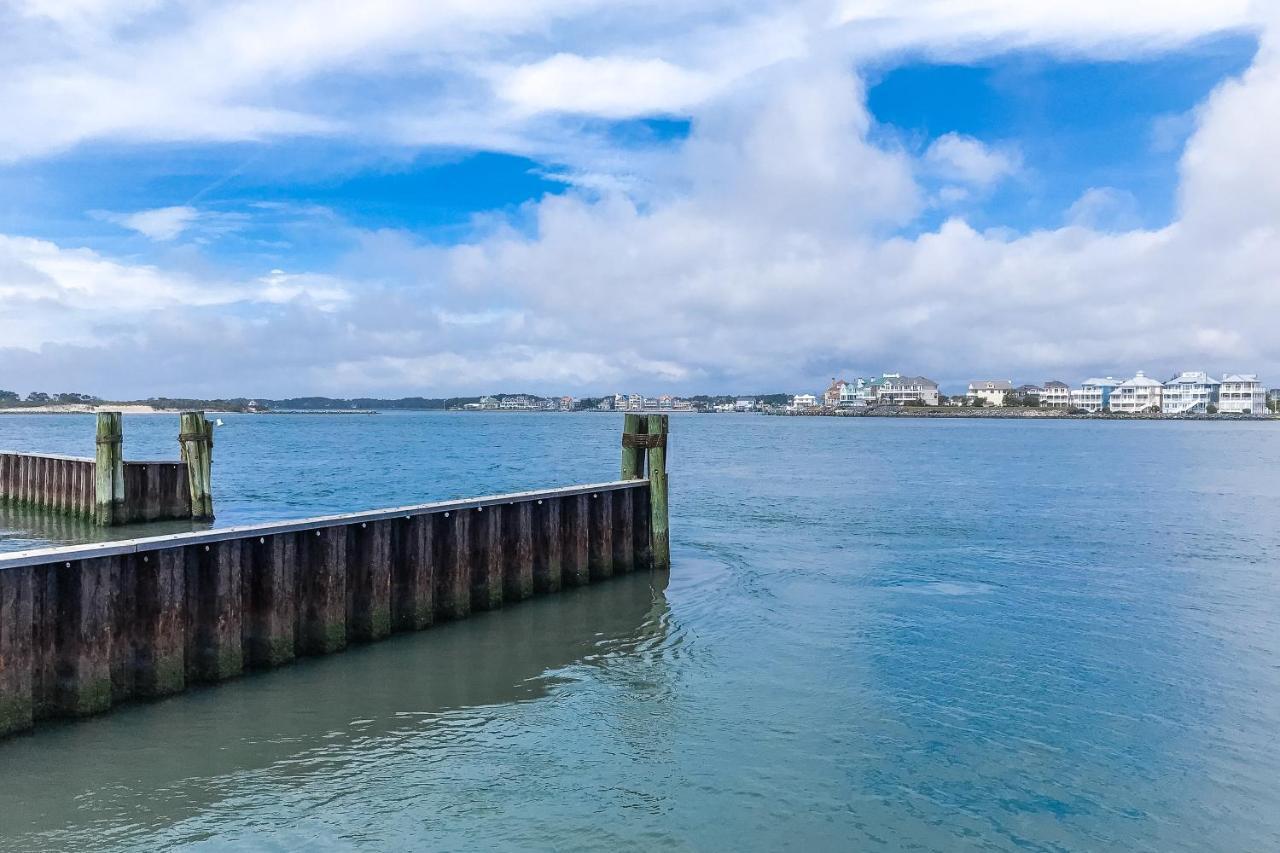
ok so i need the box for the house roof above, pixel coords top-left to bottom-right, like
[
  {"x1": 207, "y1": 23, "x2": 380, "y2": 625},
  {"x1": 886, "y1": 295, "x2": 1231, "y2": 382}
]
[
  {"x1": 884, "y1": 375, "x2": 938, "y2": 389},
  {"x1": 1222, "y1": 374, "x2": 1259, "y2": 383},
  {"x1": 1081, "y1": 377, "x2": 1121, "y2": 388},
  {"x1": 1117, "y1": 371, "x2": 1163, "y2": 388},
  {"x1": 968, "y1": 380, "x2": 1014, "y2": 390},
  {"x1": 1164, "y1": 372, "x2": 1220, "y2": 387},
  {"x1": 1043, "y1": 380, "x2": 1069, "y2": 389}
]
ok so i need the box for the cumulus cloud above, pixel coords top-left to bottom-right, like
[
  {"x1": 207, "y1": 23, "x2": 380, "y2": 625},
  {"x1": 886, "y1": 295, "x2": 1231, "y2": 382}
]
[
  {"x1": 923, "y1": 133, "x2": 1020, "y2": 189},
  {"x1": 0, "y1": 1, "x2": 1277, "y2": 397}
]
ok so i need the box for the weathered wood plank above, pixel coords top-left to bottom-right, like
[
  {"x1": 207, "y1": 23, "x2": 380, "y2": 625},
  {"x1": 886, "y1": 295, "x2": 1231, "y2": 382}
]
[
  {"x1": 588, "y1": 490, "x2": 614, "y2": 580},
  {"x1": 392, "y1": 514, "x2": 434, "y2": 631},
  {"x1": 471, "y1": 505, "x2": 503, "y2": 611},
  {"x1": 502, "y1": 500, "x2": 535, "y2": 601},
  {"x1": 348, "y1": 520, "x2": 393, "y2": 641},
  {"x1": 563, "y1": 494, "x2": 590, "y2": 587},
  {"x1": 0, "y1": 566, "x2": 34, "y2": 736},
  {"x1": 533, "y1": 497, "x2": 562, "y2": 594},
  {"x1": 298, "y1": 527, "x2": 347, "y2": 655},
  {"x1": 246, "y1": 534, "x2": 297, "y2": 668}
]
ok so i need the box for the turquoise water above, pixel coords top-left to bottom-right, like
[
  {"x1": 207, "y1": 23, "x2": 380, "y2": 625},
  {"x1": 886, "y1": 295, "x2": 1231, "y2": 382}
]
[{"x1": 2, "y1": 412, "x2": 1280, "y2": 851}]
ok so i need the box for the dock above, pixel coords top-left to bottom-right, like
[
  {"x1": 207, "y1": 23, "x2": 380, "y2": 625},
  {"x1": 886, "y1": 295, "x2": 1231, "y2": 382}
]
[{"x1": 0, "y1": 413, "x2": 670, "y2": 738}]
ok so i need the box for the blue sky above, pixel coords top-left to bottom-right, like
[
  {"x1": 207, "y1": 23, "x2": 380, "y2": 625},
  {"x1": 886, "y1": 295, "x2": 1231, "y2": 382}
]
[{"x1": 0, "y1": 1, "x2": 1276, "y2": 397}]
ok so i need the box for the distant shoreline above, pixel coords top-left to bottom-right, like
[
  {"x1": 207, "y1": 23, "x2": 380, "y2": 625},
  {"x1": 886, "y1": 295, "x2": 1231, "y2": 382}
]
[
  {"x1": 0, "y1": 404, "x2": 239, "y2": 415},
  {"x1": 772, "y1": 406, "x2": 1276, "y2": 421}
]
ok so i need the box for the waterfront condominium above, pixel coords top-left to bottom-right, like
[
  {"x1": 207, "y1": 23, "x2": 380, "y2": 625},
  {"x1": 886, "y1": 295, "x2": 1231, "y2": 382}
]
[
  {"x1": 875, "y1": 374, "x2": 941, "y2": 406},
  {"x1": 1070, "y1": 377, "x2": 1121, "y2": 412},
  {"x1": 1161, "y1": 371, "x2": 1221, "y2": 414},
  {"x1": 1108, "y1": 371, "x2": 1164, "y2": 413},
  {"x1": 1218, "y1": 374, "x2": 1267, "y2": 414},
  {"x1": 1041, "y1": 380, "x2": 1071, "y2": 408}
]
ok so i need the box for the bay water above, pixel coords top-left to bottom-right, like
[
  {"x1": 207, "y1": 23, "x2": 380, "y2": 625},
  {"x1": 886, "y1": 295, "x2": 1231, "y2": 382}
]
[{"x1": 1, "y1": 412, "x2": 1279, "y2": 851}]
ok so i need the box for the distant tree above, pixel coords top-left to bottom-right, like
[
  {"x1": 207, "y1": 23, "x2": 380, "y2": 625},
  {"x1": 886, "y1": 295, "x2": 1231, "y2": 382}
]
[
  {"x1": 968, "y1": 396, "x2": 985, "y2": 407},
  {"x1": 26, "y1": 391, "x2": 50, "y2": 404},
  {"x1": 0, "y1": 389, "x2": 18, "y2": 402},
  {"x1": 1024, "y1": 394, "x2": 1041, "y2": 408}
]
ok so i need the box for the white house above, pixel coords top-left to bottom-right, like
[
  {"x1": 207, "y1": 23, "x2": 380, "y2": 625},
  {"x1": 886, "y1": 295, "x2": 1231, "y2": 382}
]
[
  {"x1": 1219, "y1": 374, "x2": 1266, "y2": 414},
  {"x1": 789, "y1": 393, "x2": 818, "y2": 411},
  {"x1": 1070, "y1": 377, "x2": 1121, "y2": 412},
  {"x1": 966, "y1": 380, "x2": 1013, "y2": 407},
  {"x1": 1041, "y1": 380, "x2": 1071, "y2": 409},
  {"x1": 871, "y1": 374, "x2": 940, "y2": 406},
  {"x1": 1162, "y1": 372, "x2": 1220, "y2": 414},
  {"x1": 734, "y1": 399, "x2": 756, "y2": 412},
  {"x1": 1109, "y1": 371, "x2": 1164, "y2": 413},
  {"x1": 838, "y1": 380, "x2": 867, "y2": 408}
]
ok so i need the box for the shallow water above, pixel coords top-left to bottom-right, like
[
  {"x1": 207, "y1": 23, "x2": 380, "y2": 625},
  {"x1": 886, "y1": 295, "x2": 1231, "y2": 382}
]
[{"x1": 2, "y1": 412, "x2": 1279, "y2": 851}]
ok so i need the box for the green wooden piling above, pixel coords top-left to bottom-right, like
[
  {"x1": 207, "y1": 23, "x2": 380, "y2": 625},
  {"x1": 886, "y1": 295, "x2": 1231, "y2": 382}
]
[
  {"x1": 179, "y1": 411, "x2": 214, "y2": 520},
  {"x1": 94, "y1": 412, "x2": 124, "y2": 526},
  {"x1": 620, "y1": 413, "x2": 645, "y2": 479},
  {"x1": 646, "y1": 414, "x2": 670, "y2": 571}
]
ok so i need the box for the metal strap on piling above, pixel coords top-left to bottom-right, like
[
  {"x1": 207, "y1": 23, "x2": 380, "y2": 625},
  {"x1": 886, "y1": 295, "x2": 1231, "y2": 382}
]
[{"x1": 622, "y1": 432, "x2": 666, "y2": 449}]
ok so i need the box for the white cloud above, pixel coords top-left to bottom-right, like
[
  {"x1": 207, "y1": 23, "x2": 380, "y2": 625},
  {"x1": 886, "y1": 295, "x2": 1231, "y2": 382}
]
[
  {"x1": 924, "y1": 133, "x2": 1020, "y2": 189},
  {"x1": 0, "y1": 0, "x2": 1265, "y2": 162},
  {"x1": 95, "y1": 205, "x2": 200, "y2": 240},
  {"x1": 1065, "y1": 187, "x2": 1141, "y2": 230},
  {"x1": 498, "y1": 54, "x2": 718, "y2": 118},
  {"x1": 1, "y1": 3, "x2": 1278, "y2": 396}
]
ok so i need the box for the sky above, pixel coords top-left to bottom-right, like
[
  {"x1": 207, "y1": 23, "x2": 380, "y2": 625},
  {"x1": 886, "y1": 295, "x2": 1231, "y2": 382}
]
[{"x1": 0, "y1": 0, "x2": 1277, "y2": 398}]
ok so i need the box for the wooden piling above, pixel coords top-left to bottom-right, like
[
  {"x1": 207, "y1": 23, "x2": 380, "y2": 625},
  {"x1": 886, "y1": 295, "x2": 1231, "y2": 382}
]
[
  {"x1": 179, "y1": 411, "x2": 215, "y2": 521},
  {"x1": 94, "y1": 412, "x2": 124, "y2": 526},
  {"x1": 620, "y1": 413, "x2": 646, "y2": 479},
  {"x1": 647, "y1": 414, "x2": 670, "y2": 571}
]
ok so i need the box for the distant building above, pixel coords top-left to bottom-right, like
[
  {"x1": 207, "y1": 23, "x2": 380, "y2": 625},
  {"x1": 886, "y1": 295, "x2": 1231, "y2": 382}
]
[
  {"x1": 658, "y1": 395, "x2": 674, "y2": 410},
  {"x1": 789, "y1": 393, "x2": 817, "y2": 411},
  {"x1": 478, "y1": 395, "x2": 500, "y2": 410},
  {"x1": 1041, "y1": 380, "x2": 1071, "y2": 409},
  {"x1": 597, "y1": 397, "x2": 614, "y2": 411},
  {"x1": 1109, "y1": 371, "x2": 1163, "y2": 413},
  {"x1": 823, "y1": 379, "x2": 848, "y2": 409},
  {"x1": 734, "y1": 399, "x2": 755, "y2": 412},
  {"x1": 966, "y1": 380, "x2": 1013, "y2": 407},
  {"x1": 1219, "y1": 374, "x2": 1266, "y2": 414},
  {"x1": 1071, "y1": 377, "x2": 1121, "y2": 412},
  {"x1": 878, "y1": 374, "x2": 940, "y2": 406},
  {"x1": 837, "y1": 379, "x2": 867, "y2": 408},
  {"x1": 1162, "y1": 372, "x2": 1220, "y2": 414},
  {"x1": 628, "y1": 394, "x2": 643, "y2": 411}
]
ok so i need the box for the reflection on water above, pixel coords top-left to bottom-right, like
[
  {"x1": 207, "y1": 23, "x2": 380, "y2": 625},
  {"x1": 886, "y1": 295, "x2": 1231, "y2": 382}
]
[
  {"x1": 0, "y1": 571, "x2": 671, "y2": 850},
  {"x1": 0, "y1": 502, "x2": 209, "y2": 552}
]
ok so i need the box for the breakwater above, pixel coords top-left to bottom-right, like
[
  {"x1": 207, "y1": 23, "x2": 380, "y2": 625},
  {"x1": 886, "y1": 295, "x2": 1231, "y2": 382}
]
[{"x1": 0, "y1": 415, "x2": 670, "y2": 738}]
